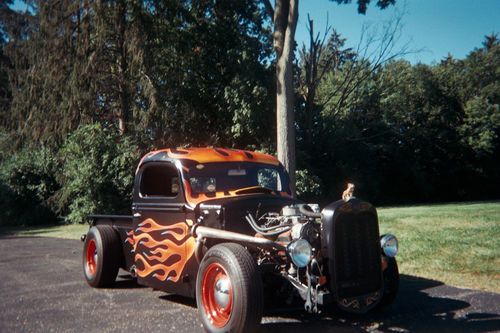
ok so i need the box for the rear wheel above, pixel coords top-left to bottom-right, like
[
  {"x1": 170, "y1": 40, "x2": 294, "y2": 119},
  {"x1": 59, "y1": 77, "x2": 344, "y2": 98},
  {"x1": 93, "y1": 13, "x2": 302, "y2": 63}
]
[
  {"x1": 196, "y1": 243, "x2": 263, "y2": 333},
  {"x1": 83, "y1": 225, "x2": 121, "y2": 287},
  {"x1": 376, "y1": 257, "x2": 399, "y2": 309}
]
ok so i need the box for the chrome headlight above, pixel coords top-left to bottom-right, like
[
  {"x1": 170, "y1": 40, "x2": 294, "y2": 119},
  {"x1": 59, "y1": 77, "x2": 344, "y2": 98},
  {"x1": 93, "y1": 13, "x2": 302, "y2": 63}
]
[
  {"x1": 287, "y1": 239, "x2": 312, "y2": 268},
  {"x1": 380, "y1": 234, "x2": 398, "y2": 257}
]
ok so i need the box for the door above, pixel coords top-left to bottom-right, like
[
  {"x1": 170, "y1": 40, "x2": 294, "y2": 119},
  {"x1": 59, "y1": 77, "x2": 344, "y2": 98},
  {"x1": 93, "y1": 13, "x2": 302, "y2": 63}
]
[{"x1": 132, "y1": 161, "x2": 196, "y2": 294}]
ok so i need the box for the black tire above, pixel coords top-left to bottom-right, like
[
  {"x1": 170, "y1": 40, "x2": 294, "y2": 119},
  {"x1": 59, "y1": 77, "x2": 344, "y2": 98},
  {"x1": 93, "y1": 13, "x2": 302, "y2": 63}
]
[
  {"x1": 82, "y1": 225, "x2": 121, "y2": 288},
  {"x1": 376, "y1": 257, "x2": 399, "y2": 309},
  {"x1": 196, "y1": 243, "x2": 263, "y2": 333}
]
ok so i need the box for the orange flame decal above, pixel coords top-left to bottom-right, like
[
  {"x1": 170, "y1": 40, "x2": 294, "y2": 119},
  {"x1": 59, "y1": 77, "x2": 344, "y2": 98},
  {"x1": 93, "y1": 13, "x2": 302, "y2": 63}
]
[
  {"x1": 125, "y1": 230, "x2": 134, "y2": 245},
  {"x1": 128, "y1": 218, "x2": 196, "y2": 282}
]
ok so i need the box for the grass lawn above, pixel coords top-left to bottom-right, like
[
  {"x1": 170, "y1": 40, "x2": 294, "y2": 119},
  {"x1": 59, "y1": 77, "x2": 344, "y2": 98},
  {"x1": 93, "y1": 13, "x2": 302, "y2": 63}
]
[
  {"x1": 378, "y1": 201, "x2": 500, "y2": 293},
  {"x1": 0, "y1": 223, "x2": 88, "y2": 240},
  {"x1": 1, "y1": 201, "x2": 499, "y2": 292}
]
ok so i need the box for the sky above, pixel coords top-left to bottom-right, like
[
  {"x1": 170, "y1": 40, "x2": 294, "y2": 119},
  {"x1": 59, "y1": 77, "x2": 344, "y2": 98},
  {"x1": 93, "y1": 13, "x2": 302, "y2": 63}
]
[{"x1": 296, "y1": 0, "x2": 500, "y2": 64}]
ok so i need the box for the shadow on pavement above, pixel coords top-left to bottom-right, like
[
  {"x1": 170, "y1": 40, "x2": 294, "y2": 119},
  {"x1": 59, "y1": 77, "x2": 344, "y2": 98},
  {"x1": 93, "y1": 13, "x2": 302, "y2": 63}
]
[
  {"x1": 159, "y1": 294, "x2": 197, "y2": 308},
  {"x1": 106, "y1": 274, "x2": 147, "y2": 289},
  {"x1": 97, "y1": 269, "x2": 500, "y2": 332},
  {"x1": 260, "y1": 274, "x2": 500, "y2": 332},
  {"x1": 147, "y1": 273, "x2": 500, "y2": 332}
]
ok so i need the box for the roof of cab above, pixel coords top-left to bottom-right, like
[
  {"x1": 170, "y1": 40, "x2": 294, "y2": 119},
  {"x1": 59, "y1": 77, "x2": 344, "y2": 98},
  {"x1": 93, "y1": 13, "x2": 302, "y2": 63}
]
[{"x1": 138, "y1": 147, "x2": 280, "y2": 168}]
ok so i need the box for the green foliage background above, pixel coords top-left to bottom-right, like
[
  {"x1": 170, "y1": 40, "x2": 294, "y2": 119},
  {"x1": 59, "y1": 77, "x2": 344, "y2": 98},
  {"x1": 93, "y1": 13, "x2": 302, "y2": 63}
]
[
  {"x1": 0, "y1": 1, "x2": 498, "y2": 225},
  {"x1": 0, "y1": 147, "x2": 58, "y2": 225},
  {"x1": 56, "y1": 124, "x2": 140, "y2": 224}
]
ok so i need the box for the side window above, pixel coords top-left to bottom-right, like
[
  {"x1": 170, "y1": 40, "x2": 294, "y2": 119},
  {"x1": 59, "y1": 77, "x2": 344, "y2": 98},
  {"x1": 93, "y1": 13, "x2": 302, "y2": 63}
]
[
  {"x1": 140, "y1": 164, "x2": 180, "y2": 198},
  {"x1": 257, "y1": 168, "x2": 282, "y2": 191}
]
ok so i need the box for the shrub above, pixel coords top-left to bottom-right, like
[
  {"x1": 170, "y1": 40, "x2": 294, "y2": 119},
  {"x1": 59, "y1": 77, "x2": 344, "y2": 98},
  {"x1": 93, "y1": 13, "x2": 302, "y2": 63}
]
[
  {"x1": 296, "y1": 169, "x2": 322, "y2": 200},
  {"x1": 0, "y1": 147, "x2": 59, "y2": 226},
  {"x1": 56, "y1": 124, "x2": 140, "y2": 224}
]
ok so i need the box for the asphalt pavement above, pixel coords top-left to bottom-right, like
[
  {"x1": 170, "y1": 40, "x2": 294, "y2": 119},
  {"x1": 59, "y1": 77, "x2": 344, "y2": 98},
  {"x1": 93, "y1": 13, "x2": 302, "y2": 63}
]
[{"x1": 0, "y1": 236, "x2": 499, "y2": 333}]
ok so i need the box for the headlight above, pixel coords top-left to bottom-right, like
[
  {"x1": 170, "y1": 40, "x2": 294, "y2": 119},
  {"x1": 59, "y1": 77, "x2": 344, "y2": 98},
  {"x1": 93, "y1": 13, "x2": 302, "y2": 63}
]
[
  {"x1": 380, "y1": 234, "x2": 398, "y2": 257},
  {"x1": 287, "y1": 239, "x2": 312, "y2": 268}
]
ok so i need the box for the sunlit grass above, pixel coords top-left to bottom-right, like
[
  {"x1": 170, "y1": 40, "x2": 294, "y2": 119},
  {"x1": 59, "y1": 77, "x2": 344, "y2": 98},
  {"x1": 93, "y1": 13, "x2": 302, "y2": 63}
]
[
  {"x1": 378, "y1": 202, "x2": 500, "y2": 292},
  {"x1": 0, "y1": 223, "x2": 88, "y2": 240}
]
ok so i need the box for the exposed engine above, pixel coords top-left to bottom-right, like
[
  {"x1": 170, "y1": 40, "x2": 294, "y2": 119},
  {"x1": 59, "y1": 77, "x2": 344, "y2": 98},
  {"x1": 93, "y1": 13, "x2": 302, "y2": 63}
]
[
  {"x1": 244, "y1": 204, "x2": 325, "y2": 313},
  {"x1": 244, "y1": 204, "x2": 321, "y2": 245}
]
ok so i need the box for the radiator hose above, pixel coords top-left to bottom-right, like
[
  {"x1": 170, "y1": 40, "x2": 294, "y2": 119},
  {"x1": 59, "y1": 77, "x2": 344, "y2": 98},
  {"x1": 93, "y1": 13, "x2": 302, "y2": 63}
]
[{"x1": 297, "y1": 204, "x2": 322, "y2": 218}]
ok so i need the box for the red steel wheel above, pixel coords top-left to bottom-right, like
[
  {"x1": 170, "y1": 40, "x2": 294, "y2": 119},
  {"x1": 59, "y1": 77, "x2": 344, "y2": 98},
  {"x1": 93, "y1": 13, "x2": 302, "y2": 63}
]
[
  {"x1": 196, "y1": 243, "x2": 263, "y2": 333},
  {"x1": 85, "y1": 239, "x2": 97, "y2": 277},
  {"x1": 201, "y1": 262, "x2": 233, "y2": 328}
]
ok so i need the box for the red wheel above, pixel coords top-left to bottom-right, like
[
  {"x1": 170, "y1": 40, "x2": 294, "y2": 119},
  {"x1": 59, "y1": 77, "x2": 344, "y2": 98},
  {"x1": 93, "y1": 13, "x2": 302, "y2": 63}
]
[
  {"x1": 196, "y1": 243, "x2": 263, "y2": 333},
  {"x1": 85, "y1": 239, "x2": 97, "y2": 277},
  {"x1": 201, "y1": 262, "x2": 233, "y2": 328}
]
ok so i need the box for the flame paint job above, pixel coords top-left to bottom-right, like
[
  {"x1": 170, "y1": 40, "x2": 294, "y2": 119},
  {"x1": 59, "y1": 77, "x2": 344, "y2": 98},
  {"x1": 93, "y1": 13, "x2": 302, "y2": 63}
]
[
  {"x1": 126, "y1": 218, "x2": 196, "y2": 282},
  {"x1": 137, "y1": 147, "x2": 279, "y2": 173},
  {"x1": 168, "y1": 147, "x2": 279, "y2": 165}
]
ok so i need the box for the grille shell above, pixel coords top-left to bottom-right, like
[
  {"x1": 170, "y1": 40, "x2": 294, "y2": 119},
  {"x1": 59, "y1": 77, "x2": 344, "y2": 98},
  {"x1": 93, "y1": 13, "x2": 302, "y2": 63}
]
[{"x1": 321, "y1": 199, "x2": 383, "y2": 311}]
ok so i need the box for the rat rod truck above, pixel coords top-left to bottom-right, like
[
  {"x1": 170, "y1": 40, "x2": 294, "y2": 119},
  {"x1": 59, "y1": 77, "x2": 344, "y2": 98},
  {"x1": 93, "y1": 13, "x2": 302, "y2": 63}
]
[{"x1": 82, "y1": 147, "x2": 399, "y2": 333}]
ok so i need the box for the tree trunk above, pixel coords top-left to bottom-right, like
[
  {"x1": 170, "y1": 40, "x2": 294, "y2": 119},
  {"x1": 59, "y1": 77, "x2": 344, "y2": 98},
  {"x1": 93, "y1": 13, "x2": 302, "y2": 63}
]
[
  {"x1": 274, "y1": 0, "x2": 298, "y2": 196},
  {"x1": 304, "y1": 16, "x2": 318, "y2": 149},
  {"x1": 116, "y1": 0, "x2": 129, "y2": 136}
]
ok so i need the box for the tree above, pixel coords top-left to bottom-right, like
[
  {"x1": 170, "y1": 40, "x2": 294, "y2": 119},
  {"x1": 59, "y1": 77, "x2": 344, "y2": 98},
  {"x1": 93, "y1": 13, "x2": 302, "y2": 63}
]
[
  {"x1": 1, "y1": 0, "x2": 273, "y2": 148},
  {"x1": 0, "y1": 40, "x2": 10, "y2": 119},
  {"x1": 1, "y1": 0, "x2": 100, "y2": 144},
  {"x1": 330, "y1": 0, "x2": 396, "y2": 14},
  {"x1": 139, "y1": 0, "x2": 273, "y2": 149},
  {"x1": 0, "y1": 0, "x2": 36, "y2": 138},
  {"x1": 483, "y1": 33, "x2": 498, "y2": 50},
  {"x1": 458, "y1": 34, "x2": 500, "y2": 157},
  {"x1": 0, "y1": 1, "x2": 14, "y2": 110},
  {"x1": 263, "y1": 0, "x2": 299, "y2": 195},
  {"x1": 297, "y1": 17, "x2": 355, "y2": 151},
  {"x1": 264, "y1": 0, "x2": 396, "y2": 196},
  {"x1": 87, "y1": 0, "x2": 147, "y2": 136}
]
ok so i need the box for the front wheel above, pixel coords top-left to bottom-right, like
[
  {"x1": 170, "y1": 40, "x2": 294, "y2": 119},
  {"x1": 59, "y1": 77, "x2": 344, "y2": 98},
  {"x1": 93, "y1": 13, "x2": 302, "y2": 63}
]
[
  {"x1": 376, "y1": 257, "x2": 399, "y2": 309},
  {"x1": 196, "y1": 243, "x2": 263, "y2": 333}
]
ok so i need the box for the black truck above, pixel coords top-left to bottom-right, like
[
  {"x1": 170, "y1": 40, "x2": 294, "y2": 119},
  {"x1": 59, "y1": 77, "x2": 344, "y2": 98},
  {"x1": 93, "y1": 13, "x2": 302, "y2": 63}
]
[{"x1": 82, "y1": 147, "x2": 399, "y2": 333}]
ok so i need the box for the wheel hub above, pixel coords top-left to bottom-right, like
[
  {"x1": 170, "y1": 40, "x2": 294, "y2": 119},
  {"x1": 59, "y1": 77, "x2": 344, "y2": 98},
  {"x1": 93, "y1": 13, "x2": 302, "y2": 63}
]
[
  {"x1": 214, "y1": 277, "x2": 231, "y2": 309},
  {"x1": 85, "y1": 239, "x2": 97, "y2": 276}
]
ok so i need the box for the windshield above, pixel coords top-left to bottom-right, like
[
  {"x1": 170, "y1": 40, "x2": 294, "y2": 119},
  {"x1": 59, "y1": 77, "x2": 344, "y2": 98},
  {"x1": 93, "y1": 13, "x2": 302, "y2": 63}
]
[{"x1": 182, "y1": 161, "x2": 289, "y2": 194}]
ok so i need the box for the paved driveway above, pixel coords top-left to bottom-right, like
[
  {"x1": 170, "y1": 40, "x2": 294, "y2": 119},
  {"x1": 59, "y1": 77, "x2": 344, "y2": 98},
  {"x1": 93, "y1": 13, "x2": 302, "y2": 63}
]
[{"x1": 0, "y1": 236, "x2": 499, "y2": 332}]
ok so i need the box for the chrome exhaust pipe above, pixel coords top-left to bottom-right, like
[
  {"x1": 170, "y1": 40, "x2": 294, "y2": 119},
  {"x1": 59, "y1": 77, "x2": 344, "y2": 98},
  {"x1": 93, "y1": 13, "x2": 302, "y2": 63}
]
[{"x1": 192, "y1": 225, "x2": 285, "y2": 258}]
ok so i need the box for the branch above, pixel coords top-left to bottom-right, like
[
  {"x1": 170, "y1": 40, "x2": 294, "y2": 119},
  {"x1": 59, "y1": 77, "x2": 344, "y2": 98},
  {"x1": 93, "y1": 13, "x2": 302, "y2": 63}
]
[
  {"x1": 263, "y1": 0, "x2": 274, "y2": 19},
  {"x1": 320, "y1": 9, "x2": 420, "y2": 117},
  {"x1": 273, "y1": 0, "x2": 287, "y2": 55}
]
